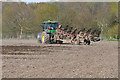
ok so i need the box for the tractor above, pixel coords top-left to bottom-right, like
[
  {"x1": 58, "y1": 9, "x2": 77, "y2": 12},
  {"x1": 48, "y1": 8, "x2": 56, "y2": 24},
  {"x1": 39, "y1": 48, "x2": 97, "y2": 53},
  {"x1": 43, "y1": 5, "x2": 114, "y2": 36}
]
[
  {"x1": 37, "y1": 20, "x2": 101, "y2": 45},
  {"x1": 37, "y1": 20, "x2": 61, "y2": 44},
  {"x1": 37, "y1": 20, "x2": 81, "y2": 44}
]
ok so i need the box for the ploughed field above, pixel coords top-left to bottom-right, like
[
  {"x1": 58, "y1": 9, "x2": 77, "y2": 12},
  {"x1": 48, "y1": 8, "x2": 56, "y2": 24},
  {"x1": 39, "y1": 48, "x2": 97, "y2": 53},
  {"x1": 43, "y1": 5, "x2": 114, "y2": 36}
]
[{"x1": 2, "y1": 40, "x2": 118, "y2": 78}]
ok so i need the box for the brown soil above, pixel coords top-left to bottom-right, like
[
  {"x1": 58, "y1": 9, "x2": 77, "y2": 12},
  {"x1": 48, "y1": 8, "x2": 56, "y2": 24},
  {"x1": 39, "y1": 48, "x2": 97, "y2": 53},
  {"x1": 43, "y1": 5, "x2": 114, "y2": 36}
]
[{"x1": 1, "y1": 40, "x2": 118, "y2": 78}]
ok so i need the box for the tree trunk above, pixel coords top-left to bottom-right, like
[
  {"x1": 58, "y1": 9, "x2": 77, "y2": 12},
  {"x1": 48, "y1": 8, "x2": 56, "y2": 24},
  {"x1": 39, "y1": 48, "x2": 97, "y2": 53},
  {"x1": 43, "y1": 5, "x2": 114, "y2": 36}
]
[{"x1": 20, "y1": 27, "x2": 23, "y2": 39}]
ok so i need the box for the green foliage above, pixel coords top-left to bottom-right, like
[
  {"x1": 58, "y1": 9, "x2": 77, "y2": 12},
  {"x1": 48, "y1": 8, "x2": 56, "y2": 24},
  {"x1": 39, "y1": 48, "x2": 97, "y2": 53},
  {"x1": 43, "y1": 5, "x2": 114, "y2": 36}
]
[
  {"x1": 2, "y1": 2, "x2": 119, "y2": 39},
  {"x1": 106, "y1": 39, "x2": 120, "y2": 41},
  {"x1": 110, "y1": 2, "x2": 118, "y2": 15},
  {"x1": 109, "y1": 24, "x2": 119, "y2": 39}
]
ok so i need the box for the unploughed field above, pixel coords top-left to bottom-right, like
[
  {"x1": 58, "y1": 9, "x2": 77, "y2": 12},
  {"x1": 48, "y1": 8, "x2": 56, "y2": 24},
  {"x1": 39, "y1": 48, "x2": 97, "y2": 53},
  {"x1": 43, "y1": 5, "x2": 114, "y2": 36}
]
[{"x1": 1, "y1": 40, "x2": 118, "y2": 78}]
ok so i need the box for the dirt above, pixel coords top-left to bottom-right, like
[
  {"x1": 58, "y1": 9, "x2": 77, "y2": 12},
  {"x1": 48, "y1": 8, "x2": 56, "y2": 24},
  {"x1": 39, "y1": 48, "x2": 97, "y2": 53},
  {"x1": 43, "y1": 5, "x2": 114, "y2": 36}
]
[{"x1": 1, "y1": 40, "x2": 118, "y2": 78}]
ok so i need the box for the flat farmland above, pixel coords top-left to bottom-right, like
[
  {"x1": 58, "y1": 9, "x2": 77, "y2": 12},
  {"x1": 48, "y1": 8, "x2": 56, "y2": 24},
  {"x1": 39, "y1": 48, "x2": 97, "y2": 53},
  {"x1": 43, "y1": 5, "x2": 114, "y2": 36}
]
[{"x1": 1, "y1": 40, "x2": 118, "y2": 78}]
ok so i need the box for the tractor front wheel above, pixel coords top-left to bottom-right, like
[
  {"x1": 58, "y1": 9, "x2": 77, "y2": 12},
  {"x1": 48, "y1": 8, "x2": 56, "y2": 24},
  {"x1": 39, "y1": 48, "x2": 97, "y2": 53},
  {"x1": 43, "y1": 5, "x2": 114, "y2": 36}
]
[{"x1": 41, "y1": 31, "x2": 50, "y2": 44}]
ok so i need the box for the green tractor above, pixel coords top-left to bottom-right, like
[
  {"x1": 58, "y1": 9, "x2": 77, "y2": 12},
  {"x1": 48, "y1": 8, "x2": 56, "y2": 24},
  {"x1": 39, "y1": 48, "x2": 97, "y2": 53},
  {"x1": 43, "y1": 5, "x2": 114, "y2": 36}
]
[
  {"x1": 37, "y1": 20, "x2": 101, "y2": 45},
  {"x1": 37, "y1": 20, "x2": 61, "y2": 44}
]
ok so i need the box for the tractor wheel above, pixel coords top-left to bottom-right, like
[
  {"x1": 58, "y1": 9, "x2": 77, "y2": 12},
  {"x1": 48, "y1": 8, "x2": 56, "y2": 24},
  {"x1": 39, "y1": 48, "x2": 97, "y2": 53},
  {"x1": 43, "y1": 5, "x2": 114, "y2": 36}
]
[
  {"x1": 87, "y1": 40, "x2": 90, "y2": 45},
  {"x1": 37, "y1": 33, "x2": 42, "y2": 43},
  {"x1": 84, "y1": 39, "x2": 90, "y2": 45},
  {"x1": 41, "y1": 31, "x2": 50, "y2": 44}
]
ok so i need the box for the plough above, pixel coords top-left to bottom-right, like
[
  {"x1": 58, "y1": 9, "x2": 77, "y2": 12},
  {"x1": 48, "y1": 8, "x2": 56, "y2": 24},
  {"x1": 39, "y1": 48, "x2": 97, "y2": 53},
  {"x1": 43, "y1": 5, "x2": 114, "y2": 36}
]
[{"x1": 37, "y1": 20, "x2": 101, "y2": 45}]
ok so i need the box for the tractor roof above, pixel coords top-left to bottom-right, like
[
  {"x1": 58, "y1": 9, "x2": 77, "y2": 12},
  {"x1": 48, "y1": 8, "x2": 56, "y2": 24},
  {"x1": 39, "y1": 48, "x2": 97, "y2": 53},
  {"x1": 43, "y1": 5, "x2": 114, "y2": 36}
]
[{"x1": 43, "y1": 20, "x2": 58, "y2": 23}]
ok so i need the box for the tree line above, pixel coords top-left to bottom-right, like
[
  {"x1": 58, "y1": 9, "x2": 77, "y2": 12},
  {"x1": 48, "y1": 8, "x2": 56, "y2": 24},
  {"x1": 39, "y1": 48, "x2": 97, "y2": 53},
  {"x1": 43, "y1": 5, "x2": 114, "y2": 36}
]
[{"x1": 2, "y1": 2, "x2": 119, "y2": 39}]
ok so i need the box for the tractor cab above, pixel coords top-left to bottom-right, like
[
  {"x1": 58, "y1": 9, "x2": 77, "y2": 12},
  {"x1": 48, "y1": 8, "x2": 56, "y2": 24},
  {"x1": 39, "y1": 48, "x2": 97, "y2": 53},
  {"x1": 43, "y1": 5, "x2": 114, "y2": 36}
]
[{"x1": 41, "y1": 20, "x2": 59, "y2": 33}]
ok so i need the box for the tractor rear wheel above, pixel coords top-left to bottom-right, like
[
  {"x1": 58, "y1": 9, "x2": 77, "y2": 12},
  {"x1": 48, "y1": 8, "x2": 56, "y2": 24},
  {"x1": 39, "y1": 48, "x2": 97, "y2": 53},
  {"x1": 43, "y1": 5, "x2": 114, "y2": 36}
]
[{"x1": 41, "y1": 31, "x2": 50, "y2": 44}]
